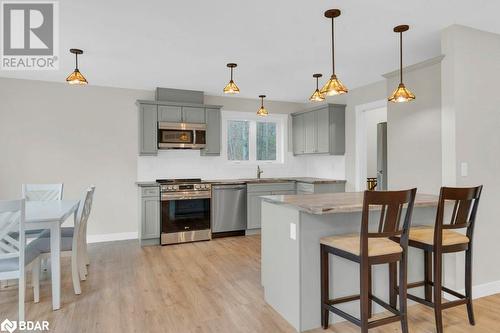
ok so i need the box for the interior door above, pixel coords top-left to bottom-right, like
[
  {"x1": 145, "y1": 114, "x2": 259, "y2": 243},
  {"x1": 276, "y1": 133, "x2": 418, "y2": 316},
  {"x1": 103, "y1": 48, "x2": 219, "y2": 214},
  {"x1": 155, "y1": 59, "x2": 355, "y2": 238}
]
[{"x1": 377, "y1": 122, "x2": 388, "y2": 190}]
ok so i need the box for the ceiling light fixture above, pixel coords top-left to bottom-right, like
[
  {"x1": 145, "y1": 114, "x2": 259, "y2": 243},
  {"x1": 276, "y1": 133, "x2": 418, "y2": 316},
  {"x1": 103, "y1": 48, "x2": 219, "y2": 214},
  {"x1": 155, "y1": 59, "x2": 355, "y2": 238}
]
[
  {"x1": 388, "y1": 25, "x2": 415, "y2": 103},
  {"x1": 66, "y1": 49, "x2": 88, "y2": 85},
  {"x1": 257, "y1": 95, "x2": 268, "y2": 117},
  {"x1": 320, "y1": 9, "x2": 348, "y2": 96},
  {"x1": 309, "y1": 73, "x2": 325, "y2": 102},
  {"x1": 223, "y1": 63, "x2": 240, "y2": 94}
]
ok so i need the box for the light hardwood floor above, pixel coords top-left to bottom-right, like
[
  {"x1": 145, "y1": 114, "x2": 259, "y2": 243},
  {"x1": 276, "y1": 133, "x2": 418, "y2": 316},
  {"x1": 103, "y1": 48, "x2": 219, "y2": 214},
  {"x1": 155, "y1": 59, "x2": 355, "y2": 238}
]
[{"x1": 0, "y1": 235, "x2": 499, "y2": 333}]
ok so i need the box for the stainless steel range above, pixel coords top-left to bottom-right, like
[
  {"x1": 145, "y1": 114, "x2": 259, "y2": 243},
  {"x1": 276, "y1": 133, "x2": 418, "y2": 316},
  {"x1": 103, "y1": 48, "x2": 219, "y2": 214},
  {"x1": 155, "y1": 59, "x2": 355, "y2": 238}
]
[{"x1": 157, "y1": 178, "x2": 211, "y2": 245}]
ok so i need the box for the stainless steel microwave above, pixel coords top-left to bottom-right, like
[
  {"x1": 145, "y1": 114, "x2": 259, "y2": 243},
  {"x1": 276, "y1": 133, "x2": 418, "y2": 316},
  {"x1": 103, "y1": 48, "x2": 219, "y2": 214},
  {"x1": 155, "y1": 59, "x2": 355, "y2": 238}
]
[{"x1": 158, "y1": 122, "x2": 206, "y2": 149}]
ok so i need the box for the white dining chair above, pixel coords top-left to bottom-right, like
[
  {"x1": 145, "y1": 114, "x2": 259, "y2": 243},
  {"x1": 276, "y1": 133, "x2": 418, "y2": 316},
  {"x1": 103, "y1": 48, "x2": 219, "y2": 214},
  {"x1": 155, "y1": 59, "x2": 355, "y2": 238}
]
[
  {"x1": 22, "y1": 184, "x2": 63, "y2": 202},
  {"x1": 33, "y1": 186, "x2": 95, "y2": 295},
  {"x1": 0, "y1": 199, "x2": 42, "y2": 321},
  {"x1": 21, "y1": 184, "x2": 64, "y2": 239}
]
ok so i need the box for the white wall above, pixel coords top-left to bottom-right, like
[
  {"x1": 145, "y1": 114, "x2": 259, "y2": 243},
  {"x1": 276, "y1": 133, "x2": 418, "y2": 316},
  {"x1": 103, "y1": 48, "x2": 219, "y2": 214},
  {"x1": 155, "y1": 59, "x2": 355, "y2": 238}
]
[
  {"x1": 442, "y1": 25, "x2": 500, "y2": 287},
  {"x1": 0, "y1": 77, "x2": 152, "y2": 239},
  {"x1": 384, "y1": 57, "x2": 444, "y2": 194}
]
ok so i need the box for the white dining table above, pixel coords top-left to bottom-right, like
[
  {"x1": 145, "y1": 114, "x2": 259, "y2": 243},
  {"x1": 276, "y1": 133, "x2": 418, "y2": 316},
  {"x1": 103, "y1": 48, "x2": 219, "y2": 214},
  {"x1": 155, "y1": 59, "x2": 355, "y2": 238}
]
[{"x1": 25, "y1": 200, "x2": 80, "y2": 310}]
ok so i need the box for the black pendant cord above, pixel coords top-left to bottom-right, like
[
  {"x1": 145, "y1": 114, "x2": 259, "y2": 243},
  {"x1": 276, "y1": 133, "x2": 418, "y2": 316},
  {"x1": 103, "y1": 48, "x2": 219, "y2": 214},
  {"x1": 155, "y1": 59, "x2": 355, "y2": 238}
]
[
  {"x1": 75, "y1": 53, "x2": 79, "y2": 71},
  {"x1": 261, "y1": 96, "x2": 264, "y2": 108},
  {"x1": 331, "y1": 18, "x2": 335, "y2": 75},
  {"x1": 230, "y1": 67, "x2": 233, "y2": 81},
  {"x1": 316, "y1": 76, "x2": 319, "y2": 90},
  {"x1": 399, "y1": 31, "x2": 403, "y2": 84}
]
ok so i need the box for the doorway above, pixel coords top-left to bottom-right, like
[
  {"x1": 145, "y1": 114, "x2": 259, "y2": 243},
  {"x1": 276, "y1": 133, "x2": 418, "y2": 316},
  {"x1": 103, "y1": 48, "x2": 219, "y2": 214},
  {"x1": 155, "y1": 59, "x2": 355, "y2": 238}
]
[{"x1": 355, "y1": 100, "x2": 388, "y2": 191}]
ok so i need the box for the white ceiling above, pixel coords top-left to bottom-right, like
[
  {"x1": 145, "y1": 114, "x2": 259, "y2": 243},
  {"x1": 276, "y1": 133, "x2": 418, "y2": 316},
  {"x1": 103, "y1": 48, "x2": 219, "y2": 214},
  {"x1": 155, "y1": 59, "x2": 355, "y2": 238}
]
[{"x1": 1, "y1": 0, "x2": 500, "y2": 102}]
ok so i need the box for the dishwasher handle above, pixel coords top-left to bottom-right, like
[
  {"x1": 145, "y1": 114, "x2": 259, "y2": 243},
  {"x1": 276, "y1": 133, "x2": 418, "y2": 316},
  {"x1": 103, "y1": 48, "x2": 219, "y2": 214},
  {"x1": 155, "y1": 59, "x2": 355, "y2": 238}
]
[{"x1": 213, "y1": 185, "x2": 247, "y2": 190}]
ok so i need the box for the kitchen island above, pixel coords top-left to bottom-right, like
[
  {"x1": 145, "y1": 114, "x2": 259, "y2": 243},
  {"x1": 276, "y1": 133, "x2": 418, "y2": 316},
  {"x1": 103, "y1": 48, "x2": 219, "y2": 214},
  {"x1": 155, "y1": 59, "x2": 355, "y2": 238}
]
[{"x1": 260, "y1": 192, "x2": 439, "y2": 332}]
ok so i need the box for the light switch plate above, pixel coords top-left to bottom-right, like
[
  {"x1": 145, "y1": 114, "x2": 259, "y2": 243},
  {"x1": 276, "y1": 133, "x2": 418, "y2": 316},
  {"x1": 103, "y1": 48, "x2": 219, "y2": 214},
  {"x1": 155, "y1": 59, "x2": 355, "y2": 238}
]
[
  {"x1": 461, "y1": 162, "x2": 468, "y2": 177},
  {"x1": 290, "y1": 223, "x2": 296, "y2": 240}
]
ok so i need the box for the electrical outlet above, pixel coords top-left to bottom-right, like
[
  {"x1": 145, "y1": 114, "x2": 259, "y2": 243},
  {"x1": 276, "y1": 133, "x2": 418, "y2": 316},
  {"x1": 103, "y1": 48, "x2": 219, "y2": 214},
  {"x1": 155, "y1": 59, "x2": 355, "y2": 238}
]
[
  {"x1": 290, "y1": 223, "x2": 296, "y2": 240},
  {"x1": 461, "y1": 162, "x2": 468, "y2": 177}
]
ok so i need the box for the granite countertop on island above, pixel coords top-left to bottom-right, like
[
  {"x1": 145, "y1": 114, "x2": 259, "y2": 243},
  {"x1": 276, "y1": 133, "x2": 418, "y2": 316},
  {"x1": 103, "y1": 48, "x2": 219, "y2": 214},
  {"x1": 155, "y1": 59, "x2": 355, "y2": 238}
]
[{"x1": 261, "y1": 192, "x2": 439, "y2": 215}]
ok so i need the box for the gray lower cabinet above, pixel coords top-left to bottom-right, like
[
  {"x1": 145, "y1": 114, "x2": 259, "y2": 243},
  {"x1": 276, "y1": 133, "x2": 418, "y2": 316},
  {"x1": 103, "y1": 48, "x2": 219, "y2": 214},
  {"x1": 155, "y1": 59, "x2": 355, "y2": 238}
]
[
  {"x1": 296, "y1": 182, "x2": 346, "y2": 195},
  {"x1": 247, "y1": 182, "x2": 296, "y2": 229},
  {"x1": 139, "y1": 104, "x2": 158, "y2": 156},
  {"x1": 140, "y1": 186, "x2": 160, "y2": 245},
  {"x1": 200, "y1": 108, "x2": 221, "y2": 156},
  {"x1": 291, "y1": 103, "x2": 346, "y2": 155}
]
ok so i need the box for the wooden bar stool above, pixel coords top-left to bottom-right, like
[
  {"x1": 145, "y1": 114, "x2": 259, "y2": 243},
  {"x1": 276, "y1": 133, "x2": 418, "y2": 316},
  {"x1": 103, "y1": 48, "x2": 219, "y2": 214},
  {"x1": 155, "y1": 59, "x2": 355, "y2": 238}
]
[
  {"x1": 392, "y1": 186, "x2": 483, "y2": 333},
  {"x1": 320, "y1": 188, "x2": 417, "y2": 333}
]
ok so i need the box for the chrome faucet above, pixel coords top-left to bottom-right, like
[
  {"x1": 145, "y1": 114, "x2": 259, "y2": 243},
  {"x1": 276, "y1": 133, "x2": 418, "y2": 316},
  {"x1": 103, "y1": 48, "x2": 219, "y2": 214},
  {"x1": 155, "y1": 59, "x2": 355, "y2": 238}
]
[{"x1": 257, "y1": 165, "x2": 264, "y2": 179}]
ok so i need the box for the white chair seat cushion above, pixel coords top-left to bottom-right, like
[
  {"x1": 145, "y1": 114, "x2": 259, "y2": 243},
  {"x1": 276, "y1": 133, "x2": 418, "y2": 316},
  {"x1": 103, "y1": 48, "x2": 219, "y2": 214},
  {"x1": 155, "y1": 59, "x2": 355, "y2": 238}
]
[
  {"x1": 40, "y1": 227, "x2": 74, "y2": 238},
  {"x1": 30, "y1": 236, "x2": 74, "y2": 253},
  {"x1": 0, "y1": 243, "x2": 41, "y2": 272}
]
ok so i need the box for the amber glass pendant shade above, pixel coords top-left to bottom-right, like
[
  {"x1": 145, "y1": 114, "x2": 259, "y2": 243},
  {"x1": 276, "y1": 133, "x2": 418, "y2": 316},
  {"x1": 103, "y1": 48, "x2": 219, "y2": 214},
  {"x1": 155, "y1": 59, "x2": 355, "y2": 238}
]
[
  {"x1": 66, "y1": 49, "x2": 88, "y2": 85},
  {"x1": 320, "y1": 74, "x2": 348, "y2": 96},
  {"x1": 388, "y1": 25, "x2": 415, "y2": 103},
  {"x1": 223, "y1": 80, "x2": 240, "y2": 94},
  {"x1": 224, "y1": 63, "x2": 240, "y2": 94},
  {"x1": 309, "y1": 73, "x2": 325, "y2": 102},
  {"x1": 66, "y1": 69, "x2": 88, "y2": 85},
  {"x1": 388, "y1": 83, "x2": 415, "y2": 103},
  {"x1": 257, "y1": 95, "x2": 268, "y2": 117}
]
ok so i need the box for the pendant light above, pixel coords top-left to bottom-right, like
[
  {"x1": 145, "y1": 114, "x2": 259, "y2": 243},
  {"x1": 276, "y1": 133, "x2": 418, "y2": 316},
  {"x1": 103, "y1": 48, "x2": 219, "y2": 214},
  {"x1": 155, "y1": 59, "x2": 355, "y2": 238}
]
[
  {"x1": 320, "y1": 9, "x2": 348, "y2": 96},
  {"x1": 309, "y1": 74, "x2": 325, "y2": 102},
  {"x1": 223, "y1": 63, "x2": 240, "y2": 94},
  {"x1": 257, "y1": 95, "x2": 268, "y2": 117},
  {"x1": 66, "y1": 49, "x2": 88, "y2": 85},
  {"x1": 388, "y1": 25, "x2": 415, "y2": 103}
]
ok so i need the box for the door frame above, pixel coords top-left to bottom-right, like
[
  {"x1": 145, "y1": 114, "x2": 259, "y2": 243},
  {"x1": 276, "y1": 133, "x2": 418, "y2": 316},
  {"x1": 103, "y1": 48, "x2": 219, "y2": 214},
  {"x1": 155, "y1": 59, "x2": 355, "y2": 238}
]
[{"x1": 354, "y1": 99, "x2": 387, "y2": 191}]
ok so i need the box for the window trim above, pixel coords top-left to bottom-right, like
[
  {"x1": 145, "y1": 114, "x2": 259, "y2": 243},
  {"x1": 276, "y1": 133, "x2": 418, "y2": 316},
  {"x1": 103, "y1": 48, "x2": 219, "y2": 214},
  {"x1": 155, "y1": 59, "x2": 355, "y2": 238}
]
[{"x1": 221, "y1": 111, "x2": 286, "y2": 165}]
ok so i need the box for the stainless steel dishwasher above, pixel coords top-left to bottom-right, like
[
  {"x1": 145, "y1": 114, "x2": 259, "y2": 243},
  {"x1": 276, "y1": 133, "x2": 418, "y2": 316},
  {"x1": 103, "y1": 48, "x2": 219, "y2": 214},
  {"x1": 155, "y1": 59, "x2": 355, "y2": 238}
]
[{"x1": 212, "y1": 184, "x2": 247, "y2": 236}]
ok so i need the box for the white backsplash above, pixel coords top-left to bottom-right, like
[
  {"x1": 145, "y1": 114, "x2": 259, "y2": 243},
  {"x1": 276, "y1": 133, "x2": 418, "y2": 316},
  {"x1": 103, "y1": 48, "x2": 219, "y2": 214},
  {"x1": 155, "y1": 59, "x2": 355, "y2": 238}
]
[{"x1": 137, "y1": 150, "x2": 345, "y2": 181}]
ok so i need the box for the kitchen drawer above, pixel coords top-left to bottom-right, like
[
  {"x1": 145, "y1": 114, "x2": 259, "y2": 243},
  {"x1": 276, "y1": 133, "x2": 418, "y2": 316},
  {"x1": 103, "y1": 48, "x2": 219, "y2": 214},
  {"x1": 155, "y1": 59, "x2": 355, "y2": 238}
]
[
  {"x1": 247, "y1": 182, "x2": 296, "y2": 193},
  {"x1": 141, "y1": 186, "x2": 159, "y2": 197},
  {"x1": 271, "y1": 190, "x2": 296, "y2": 196},
  {"x1": 296, "y1": 182, "x2": 314, "y2": 193}
]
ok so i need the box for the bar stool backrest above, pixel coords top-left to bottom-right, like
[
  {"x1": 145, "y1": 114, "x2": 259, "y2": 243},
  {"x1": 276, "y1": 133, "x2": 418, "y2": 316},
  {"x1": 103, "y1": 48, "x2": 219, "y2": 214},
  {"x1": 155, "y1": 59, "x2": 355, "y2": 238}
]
[
  {"x1": 22, "y1": 184, "x2": 63, "y2": 201},
  {"x1": 434, "y1": 186, "x2": 483, "y2": 247},
  {"x1": 361, "y1": 188, "x2": 417, "y2": 258},
  {"x1": 0, "y1": 200, "x2": 25, "y2": 265}
]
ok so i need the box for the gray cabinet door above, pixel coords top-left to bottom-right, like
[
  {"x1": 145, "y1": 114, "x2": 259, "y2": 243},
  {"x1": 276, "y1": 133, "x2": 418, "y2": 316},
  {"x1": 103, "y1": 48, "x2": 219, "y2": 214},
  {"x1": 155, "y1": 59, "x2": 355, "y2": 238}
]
[
  {"x1": 182, "y1": 107, "x2": 205, "y2": 123},
  {"x1": 158, "y1": 105, "x2": 182, "y2": 122},
  {"x1": 139, "y1": 104, "x2": 158, "y2": 156},
  {"x1": 316, "y1": 108, "x2": 330, "y2": 153},
  {"x1": 201, "y1": 108, "x2": 221, "y2": 156},
  {"x1": 247, "y1": 191, "x2": 272, "y2": 229},
  {"x1": 304, "y1": 112, "x2": 316, "y2": 153},
  {"x1": 141, "y1": 197, "x2": 160, "y2": 239},
  {"x1": 329, "y1": 104, "x2": 346, "y2": 155},
  {"x1": 292, "y1": 114, "x2": 305, "y2": 155}
]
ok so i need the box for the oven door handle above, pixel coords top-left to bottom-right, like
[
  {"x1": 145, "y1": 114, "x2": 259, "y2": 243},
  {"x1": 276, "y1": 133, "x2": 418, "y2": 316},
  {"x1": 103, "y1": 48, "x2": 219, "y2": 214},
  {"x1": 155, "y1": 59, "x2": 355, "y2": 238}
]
[{"x1": 161, "y1": 194, "x2": 211, "y2": 201}]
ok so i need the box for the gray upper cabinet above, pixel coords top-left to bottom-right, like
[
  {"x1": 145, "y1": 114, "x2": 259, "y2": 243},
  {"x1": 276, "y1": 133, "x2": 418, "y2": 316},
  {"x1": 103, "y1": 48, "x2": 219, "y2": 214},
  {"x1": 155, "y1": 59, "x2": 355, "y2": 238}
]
[
  {"x1": 137, "y1": 98, "x2": 223, "y2": 156},
  {"x1": 304, "y1": 112, "x2": 316, "y2": 153},
  {"x1": 139, "y1": 103, "x2": 158, "y2": 156},
  {"x1": 158, "y1": 105, "x2": 182, "y2": 122},
  {"x1": 182, "y1": 107, "x2": 205, "y2": 123},
  {"x1": 291, "y1": 104, "x2": 346, "y2": 155},
  {"x1": 292, "y1": 114, "x2": 305, "y2": 154},
  {"x1": 201, "y1": 108, "x2": 221, "y2": 156}
]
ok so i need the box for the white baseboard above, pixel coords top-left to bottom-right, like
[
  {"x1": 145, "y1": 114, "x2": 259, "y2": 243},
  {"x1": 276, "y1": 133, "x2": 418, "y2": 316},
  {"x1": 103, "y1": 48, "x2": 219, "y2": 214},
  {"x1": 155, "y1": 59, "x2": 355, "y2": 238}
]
[
  {"x1": 446, "y1": 280, "x2": 500, "y2": 301},
  {"x1": 87, "y1": 232, "x2": 138, "y2": 244}
]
